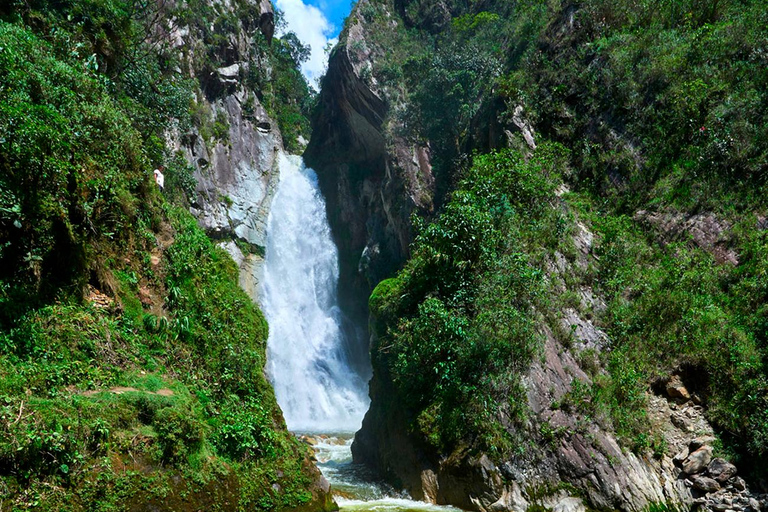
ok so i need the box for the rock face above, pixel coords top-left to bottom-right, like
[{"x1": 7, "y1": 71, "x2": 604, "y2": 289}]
[
  {"x1": 310, "y1": 3, "x2": 764, "y2": 512},
  {"x1": 352, "y1": 206, "x2": 766, "y2": 512},
  {"x1": 634, "y1": 209, "x2": 739, "y2": 265},
  {"x1": 304, "y1": 0, "x2": 436, "y2": 322},
  {"x1": 165, "y1": 0, "x2": 281, "y2": 300},
  {"x1": 353, "y1": 216, "x2": 686, "y2": 512}
]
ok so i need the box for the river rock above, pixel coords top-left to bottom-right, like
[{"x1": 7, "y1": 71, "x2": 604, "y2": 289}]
[
  {"x1": 691, "y1": 475, "x2": 721, "y2": 492},
  {"x1": 683, "y1": 445, "x2": 713, "y2": 474},
  {"x1": 733, "y1": 477, "x2": 747, "y2": 491},
  {"x1": 749, "y1": 498, "x2": 761, "y2": 511},
  {"x1": 708, "y1": 458, "x2": 737, "y2": 483}
]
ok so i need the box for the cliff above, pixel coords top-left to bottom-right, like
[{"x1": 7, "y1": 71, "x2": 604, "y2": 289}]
[
  {"x1": 304, "y1": 0, "x2": 436, "y2": 324},
  {"x1": 0, "y1": 1, "x2": 331, "y2": 509},
  {"x1": 308, "y1": 0, "x2": 768, "y2": 510},
  {"x1": 164, "y1": 0, "x2": 281, "y2": 300}
]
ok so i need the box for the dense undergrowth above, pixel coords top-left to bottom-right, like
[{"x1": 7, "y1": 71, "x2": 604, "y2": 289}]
[
  {"x1": 351, "y1": 0, "x2": 768, "y2": 477},
  {"x1": 0, "y1": 1, "x2": 322, "y2": 509},
  {"x1": 370, "y1": 144, "x2": 570, "y2": 456}
]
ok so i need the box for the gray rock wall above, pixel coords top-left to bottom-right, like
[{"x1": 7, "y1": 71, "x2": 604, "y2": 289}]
[
  {"x1": 165, "y1": 0, "x2": 282, "y2": 300},
  {"x1": 305, "y1": 2, "x2": 436, "y2": 329}
]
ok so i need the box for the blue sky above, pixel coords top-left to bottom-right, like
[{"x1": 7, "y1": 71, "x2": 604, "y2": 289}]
[
  {"x1": 274, "y1": 0, "x2": 355, "y2": 88},
  {"x1": 307, "y1": 0, "x2": 352, "y2": 36}
]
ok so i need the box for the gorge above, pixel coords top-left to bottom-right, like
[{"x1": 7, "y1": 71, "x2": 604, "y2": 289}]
[{"x1": 1, "y1": 0, "x2": 768, "y2": 510}]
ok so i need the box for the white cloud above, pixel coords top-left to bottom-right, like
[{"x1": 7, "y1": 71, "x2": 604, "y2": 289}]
[{"x1": 274, "y1": 0, "x2": 336, "y2": 89}]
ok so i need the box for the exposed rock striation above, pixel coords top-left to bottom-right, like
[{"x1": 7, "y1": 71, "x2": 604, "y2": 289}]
[
  {"x1": 164, "y1": 0, "x2": 282, "y2": 300},
  {"x1": 305, "y1": 1, "x2": 436, "y2": 323}
]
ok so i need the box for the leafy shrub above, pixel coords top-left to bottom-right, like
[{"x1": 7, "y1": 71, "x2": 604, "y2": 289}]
[
  {"x1": 371, "y1": 145, "x2": 565, "y2": 455},
  {"x1": 154, "y1": 405, "x2": 207, "y2": 465},
  {"x1": 213, "y1": 398, "x2": 277, "y2": 460}
]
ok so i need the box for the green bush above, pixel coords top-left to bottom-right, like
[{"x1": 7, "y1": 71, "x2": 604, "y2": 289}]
[
  {"x1": 213, "y1": 398, "x2": 277, "y2": 460},
  {"x1": 372, "y1": 145, "x2": 565, "y2": 455},
  {"x1": 154, "y1": 405, "x2": 207, "y2": 465}
]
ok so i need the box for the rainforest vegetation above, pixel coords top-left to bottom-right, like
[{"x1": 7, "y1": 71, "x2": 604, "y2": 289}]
[
  {"x1": 352, "y1": 0, "x2": 768, "y2": 478},
  {"x1": 0, "y1": 0, "x2": 321, "y2": 509},
  {"x1": 2, "y1": 0, "x2": 768, "y2": 507}
]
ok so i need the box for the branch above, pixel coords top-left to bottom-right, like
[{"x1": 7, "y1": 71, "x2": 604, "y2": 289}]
[{"x1": 11, "y1": 400, "x2": 23, "y2": 425}]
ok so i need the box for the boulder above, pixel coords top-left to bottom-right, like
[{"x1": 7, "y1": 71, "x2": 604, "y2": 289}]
[
  {"x1": 673, "y1": 447, "x2": 689, "y2": 466},
  {"x1": 691, "y1": 475, "x2": 720, "y2": 493},
  {"x1": 683, "y1": 445, "x2": 713, "y2": 475},
  {"x1": 667, "y1": 375, "x2": 691, "y2": 400},
  {"x1": 708, "y1": 458, "x2": 737, "y2": 483}
]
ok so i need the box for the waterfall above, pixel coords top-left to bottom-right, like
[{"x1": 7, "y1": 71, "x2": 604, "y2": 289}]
[{"x1": 261, "y1": 153, "x2": 370, "y2": 433}]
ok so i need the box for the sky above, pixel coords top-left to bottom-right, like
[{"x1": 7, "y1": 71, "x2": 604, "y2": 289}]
[{"x1": 274, "y1": 0, "x2": 354, "y2": 88}]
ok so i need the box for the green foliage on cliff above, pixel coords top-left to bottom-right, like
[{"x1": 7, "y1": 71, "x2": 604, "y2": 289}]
[
  {"x1": 353, "y1": 0, "x2": 768, "y2": 477},
  {"x1": 370, "y1": 144, "x2": 569, "y2": 455},
  {"x1": 578, "y1": 203, "x2": 768, "y2": 461},
  {"x1": 0, "y1": 3, "x2": 324, "y2": 509},
  {"x1": 179, "y1": 0, "x2": 314, "y2": 152},
  {"x1": 511, "y1": 0, "x2": 768, "y2": 210}
]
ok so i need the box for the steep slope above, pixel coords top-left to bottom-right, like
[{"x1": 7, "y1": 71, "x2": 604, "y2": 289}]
[
  {"x1": 0, "y1": 1, "x2": 331, "y2": 510},
  {"x1": 307, "y1": 0, "x2": 768, "y2": 510},
  {"x1": 304, "y1": 3, "x2": 437, "y2": 324}
]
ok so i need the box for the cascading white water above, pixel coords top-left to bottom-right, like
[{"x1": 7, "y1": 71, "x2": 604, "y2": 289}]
[
  {"x1": 262, "y1": 154, "x2": 459, "y2": 512},
  {"x1": 261, "y1": 153, "x2": 370, "y2": 433}
]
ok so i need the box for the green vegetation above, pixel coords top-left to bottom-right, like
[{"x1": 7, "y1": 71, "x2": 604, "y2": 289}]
[
  {"x1": 573, "y1": 200, "x2": 768, "y2": 464},
  {"x1": 351, "y1": 0, "x2": 768, "y2": 478},
  {"x1": 0, "y1": 1, "x2": 326, "y2": 509},
  {"x1": 370, "y1": 145, "x2": 569, "y2": 456},
  {"x1": 178, "y1": 0, "x2": 314, "y2": 152}
]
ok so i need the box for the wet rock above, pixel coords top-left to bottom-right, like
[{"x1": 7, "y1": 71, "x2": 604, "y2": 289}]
[
  {"x1": 708, "y1": 458, "x2": 737, "y2": 483},
  {"x1": 318, "y1": 475, "x2": 331, "y2": 494},
  {"x1": 749, "y1": 498, "x2": 761, "y2": 511},
  {"x1": 691, "y1": 475, "x2": 721, "y2": 492},
  {"x1": 733, "y1": 477, "x2": 747, "y2": 492},
  {"x1": 683, "y1": 445, "x2": 713, "y2": 474},
  {"x1": 300, "y1": 435, "x2": 319, "y2": 445}
]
